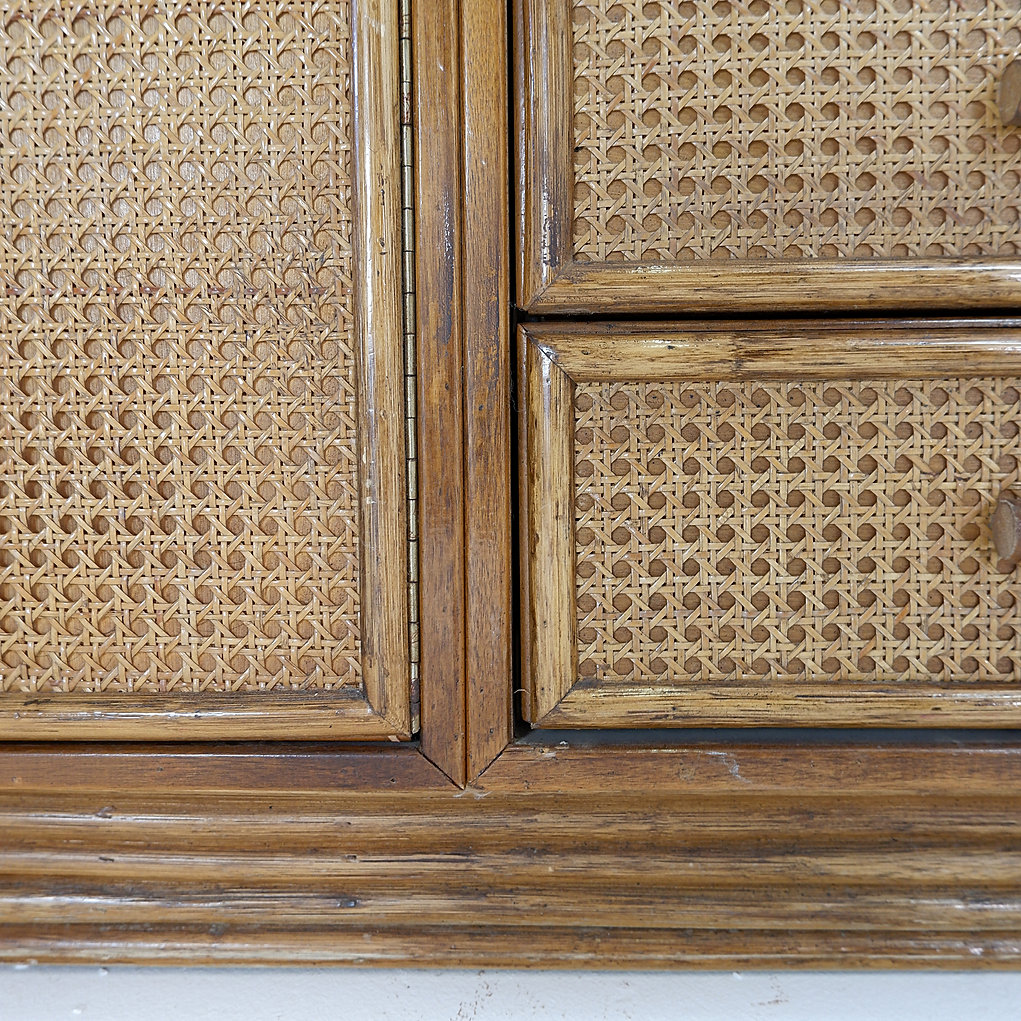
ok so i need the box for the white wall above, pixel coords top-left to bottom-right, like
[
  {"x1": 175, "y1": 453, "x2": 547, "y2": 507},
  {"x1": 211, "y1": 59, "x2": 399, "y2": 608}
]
[{"x1": 2, "y1": 967, "x2": 1020, "y2": 1021}]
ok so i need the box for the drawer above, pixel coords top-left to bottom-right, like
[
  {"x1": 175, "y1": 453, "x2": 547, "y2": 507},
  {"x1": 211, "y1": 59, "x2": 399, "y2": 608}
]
[
  {"x1": 517, "y1": 0, "x2": 1021, "y2": 312},
  {"x1": 521, "y1": 320, "x2": 1021, "y2": 727},
  {"x1": 0, "y1": 0, "x2": 412, "y2": 739}
]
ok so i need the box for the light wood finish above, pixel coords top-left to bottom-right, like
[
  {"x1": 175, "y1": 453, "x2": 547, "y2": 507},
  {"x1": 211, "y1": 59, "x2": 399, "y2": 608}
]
[
  {"x1": 523, "y1": 320, "x2": 1021, "y2": 728},
  {"x1": 0, "y1": 0, "x2": 410, "y2": 739},
  {"x1": 517, "y1": 0, "x2": 1021, "y2": 313},
  {"x1": 6, "y1": 927, "x2": 1020, "y2": 969}
]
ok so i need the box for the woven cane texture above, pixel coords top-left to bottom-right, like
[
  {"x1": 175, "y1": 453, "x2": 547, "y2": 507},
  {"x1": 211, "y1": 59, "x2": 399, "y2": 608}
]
[
  {"x1": 0, "y1": 1, "x2": 363, "y2": 694},
  {"x1": 574, "y1": 378, "x2": 1021, "y2": 687},
  {"x1": 571, "y1": 0, "x2": 1021, "y2": 262}
]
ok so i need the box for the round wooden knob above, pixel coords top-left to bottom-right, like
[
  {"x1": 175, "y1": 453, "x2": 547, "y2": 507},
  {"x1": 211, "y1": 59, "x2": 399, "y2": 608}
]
[
  {"x1": 999, "y1": 61, "x2": 1021, "y2": 127},
  {"x1": 991, "y1": 490, "x2": 1021, "y2": 564}
]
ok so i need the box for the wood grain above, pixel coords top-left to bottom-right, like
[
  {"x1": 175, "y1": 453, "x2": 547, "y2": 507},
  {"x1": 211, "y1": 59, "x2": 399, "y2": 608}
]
[
  {"x1": 0, "y1": 744, "x2": 450, "y2": 794},
  {"x1": 534, "y1": 320, "x2": 1021, "y2": 382},
  {"x1": 517, "y1": 0, "x2": 574, "y2": 306},
  {"x1": 478, "y1": 739, "x2": 1021, "y2": 795},
  {"x1": 541, "y1": 683, "x2": 1021, "y2": 729},
  {"x1": 527, "y1": 260, "x2": 1021, "y2": 315},
  {"x1": 3, "y1": 742, "x2": 1021, "y2": 964},
  {"x1": 522, "y1": 331, "x2": 577, "y2": 721},
  {"x1": 0, "y1": 693, "x2": 404, "y2": 742},
  {"x1": 462, "y1": 0, "x2": 515, "y2": 777},
  {"x1": 4, "y1": 926, "x2": 1020, "y2": 968},
  {"x1": 414, "y1": 0, "x2": 467, "y2": 781},
  {"x1": 350, "y1": 0, "x2": 411, "y2": 736}
]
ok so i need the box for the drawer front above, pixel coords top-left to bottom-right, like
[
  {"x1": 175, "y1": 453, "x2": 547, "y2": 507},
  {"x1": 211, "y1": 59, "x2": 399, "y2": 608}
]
[
  {"x1": 518, "y1": 0, "x2": 1021, "y2": 312},
  {"x1": 0, "y1": 0, "x2": 411, "y2": 738},
  {"x1": 522, "y1": 321, "x2": 1021, "y2": 727}
]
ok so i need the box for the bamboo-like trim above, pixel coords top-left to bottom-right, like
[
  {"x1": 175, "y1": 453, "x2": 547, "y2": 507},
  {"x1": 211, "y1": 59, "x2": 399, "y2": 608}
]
[
  {"x1": 542, "y1": 682, "x2": 1021, "y2": 729},
  {"x1": 539, "y1": 321, "x2": 1021, "y2": 382},
  {"x1": 517, "y1": 0, "x2": 575, "y2": 307},
  {"x1": 0, "y1": 692, "x2": 402, "y2": 742},
  {"x1": 531, "y1": 258, "x2": 1021, "y2": 315}
]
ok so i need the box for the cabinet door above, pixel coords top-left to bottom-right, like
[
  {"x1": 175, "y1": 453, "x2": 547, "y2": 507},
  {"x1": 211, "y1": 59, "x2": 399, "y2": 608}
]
[
  {"x1": 0, "y1": 0, "x2": 412, "y2": 739},
  {"x1": 522, "y1": 320, "x2": 1021, "y2": 727},
  {"x1": 518, "y1": 0, "x2": 1021, "y2": 312}
]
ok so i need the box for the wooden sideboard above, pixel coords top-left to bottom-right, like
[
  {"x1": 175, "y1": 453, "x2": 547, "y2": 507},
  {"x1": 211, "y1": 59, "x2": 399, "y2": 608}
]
[{"x1": 2, "y1": 0, "x2": 1020, "y2": 967}]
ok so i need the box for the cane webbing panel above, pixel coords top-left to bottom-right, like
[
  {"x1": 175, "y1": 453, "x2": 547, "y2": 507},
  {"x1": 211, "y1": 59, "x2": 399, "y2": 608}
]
[
  {"x1": 574, "y1": 378, "x2": 1021, "y2": 686},
  {"x1": 0, "y1": 1, "x2": 363, "y2": 694},
  {"x1": 571, "y1": 0, "x2": 1021, "y2": 262}
]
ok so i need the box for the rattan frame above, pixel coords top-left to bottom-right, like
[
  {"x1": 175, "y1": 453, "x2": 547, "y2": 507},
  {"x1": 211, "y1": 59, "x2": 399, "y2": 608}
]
[{"x1": 516, "y1": 0, "x2": 1021, "y2": 314}]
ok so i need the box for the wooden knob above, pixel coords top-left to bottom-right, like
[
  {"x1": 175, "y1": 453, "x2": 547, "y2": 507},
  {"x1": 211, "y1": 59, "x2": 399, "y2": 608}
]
[
  {"x1": 999, "y1": 61, "x2": 1021, "y2": 127},
  {"x1": 991, "y1": 490, "x2": 1021, "y2": 564}
]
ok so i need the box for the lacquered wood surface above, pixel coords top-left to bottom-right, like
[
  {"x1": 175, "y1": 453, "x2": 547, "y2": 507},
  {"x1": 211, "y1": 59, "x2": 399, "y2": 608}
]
[
  {"x1": 413, "y1": 0, "x2": 468, "y2": 782},
  {"x1": 352, "y1": 0, "x2": 414, "y2": 737},
  {"x1": 461, "y1": 0, "x2": 516, "y2": 779}
]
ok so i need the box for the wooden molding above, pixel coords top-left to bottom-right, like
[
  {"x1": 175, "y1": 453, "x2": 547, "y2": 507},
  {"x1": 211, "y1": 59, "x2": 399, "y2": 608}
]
[
  {"x1": 3, "y1": 740, "x2": 1021, "y2": 966},
  {"x1": 352, "y1": 0, "x2": 413, "y2": 738},
  {"x1": 461, "y1": 0, "x2": 516, "y2": 778},
  {"x1": 413, "y1": 0, "x2": 469, "y2": 782},
  {"x1": 521, "y1": 331, "x2": 577, "y2": 721}
]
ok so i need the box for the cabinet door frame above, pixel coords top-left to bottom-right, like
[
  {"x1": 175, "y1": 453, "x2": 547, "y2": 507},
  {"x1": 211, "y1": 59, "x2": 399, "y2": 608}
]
[
  {"x1": 3, "y1": 0, "x2": 1021, "y2": 970},
  {"x1": 0, "y1": 0, "x2": 410, "y2": 741},
  {"x1": 521, "y1": 319, "x2": 1021, "y2": 728},
  {"x1": 516, "y1": 0, "x2": 1021, "y2": 315}
]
